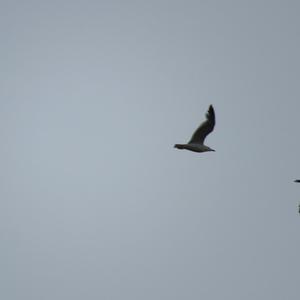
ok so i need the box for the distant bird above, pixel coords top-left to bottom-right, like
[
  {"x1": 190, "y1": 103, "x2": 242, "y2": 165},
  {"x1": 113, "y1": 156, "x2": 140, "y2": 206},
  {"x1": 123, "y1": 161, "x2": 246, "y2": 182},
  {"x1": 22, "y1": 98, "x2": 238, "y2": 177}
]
[
  {"x1": 298, "y1": 203, "x2": 300, "y2": 214},
  {"x1": 174, "y1": 105, "x2": 216, "y2": 153},
  {"x1": 294, "y1": 180, "x2": 300, "y2": 183}
]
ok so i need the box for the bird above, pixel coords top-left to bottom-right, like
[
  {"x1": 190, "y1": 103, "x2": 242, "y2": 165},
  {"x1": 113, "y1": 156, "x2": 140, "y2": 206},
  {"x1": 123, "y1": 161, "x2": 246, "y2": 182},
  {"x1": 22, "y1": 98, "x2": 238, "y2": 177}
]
[
  {"x1": 294, "y1": 180, "x2": 300, "y2": 183},
  {"x1": 174, "y1": 105, "x2": 216, "y2": 153},
  {"x1": 298, "y1": 203, "x2": 300, "y2": 214}
]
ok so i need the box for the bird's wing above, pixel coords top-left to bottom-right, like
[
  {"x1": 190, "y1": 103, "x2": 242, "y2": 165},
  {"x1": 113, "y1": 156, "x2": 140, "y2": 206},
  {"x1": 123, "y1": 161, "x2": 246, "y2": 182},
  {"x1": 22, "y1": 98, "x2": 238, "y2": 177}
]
[
  {"x1": 188, "y1": 105, "x2": 215, "y2": 144},
  {"x1": 294, "y1": 180, "x2": 300, "y2": 183}
]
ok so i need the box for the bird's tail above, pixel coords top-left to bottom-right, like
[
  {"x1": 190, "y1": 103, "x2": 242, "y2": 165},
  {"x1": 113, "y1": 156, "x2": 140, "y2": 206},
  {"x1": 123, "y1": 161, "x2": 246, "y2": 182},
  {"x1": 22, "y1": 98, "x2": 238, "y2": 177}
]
[{"x1": 174, "y1": 144, "x2": 185, "y2": 149}]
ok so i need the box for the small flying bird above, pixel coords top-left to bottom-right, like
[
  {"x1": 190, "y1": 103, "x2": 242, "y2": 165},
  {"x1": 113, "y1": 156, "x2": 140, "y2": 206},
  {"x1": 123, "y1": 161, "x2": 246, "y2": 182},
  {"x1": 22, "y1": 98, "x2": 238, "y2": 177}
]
[
  {"x1": 298, "y1": 203, "x2": 300, "y2": 214},
  {"x1": 174, "y1": 105, "x2": 216, "y2": 153},
  {"x1": 294, "y1": 180, "x2": 300, "y2": 183}
]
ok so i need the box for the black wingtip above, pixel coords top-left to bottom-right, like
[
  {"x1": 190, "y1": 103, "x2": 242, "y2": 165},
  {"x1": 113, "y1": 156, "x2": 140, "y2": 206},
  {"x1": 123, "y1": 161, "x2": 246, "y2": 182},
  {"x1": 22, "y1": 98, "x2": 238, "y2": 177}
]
[
  {"x1": 208, "y1": 104, "x2": 214, "y2": 112},
  {"x1": 206, "y1": 104, "x2": 215, "y2": 123},
  {"x1": 294, "y1": 180, "x2": 300, "y2": 183}
]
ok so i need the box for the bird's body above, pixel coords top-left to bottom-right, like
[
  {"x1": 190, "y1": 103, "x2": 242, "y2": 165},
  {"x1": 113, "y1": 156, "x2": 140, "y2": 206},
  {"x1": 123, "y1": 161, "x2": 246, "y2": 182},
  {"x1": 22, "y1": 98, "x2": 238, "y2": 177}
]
[{"x1": 174, "y1": 105, "x2": 216, "y2": 153}]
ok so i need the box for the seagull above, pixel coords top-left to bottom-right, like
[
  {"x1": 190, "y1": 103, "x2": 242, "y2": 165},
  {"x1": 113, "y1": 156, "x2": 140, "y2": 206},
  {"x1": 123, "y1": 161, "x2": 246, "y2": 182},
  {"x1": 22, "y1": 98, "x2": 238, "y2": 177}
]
[
  {"x1": 294, "y1": 180, "x2": 300, "y2": 183},
  {"x1": 174, "y1": 105, "x2": 215, "y2": 153}
]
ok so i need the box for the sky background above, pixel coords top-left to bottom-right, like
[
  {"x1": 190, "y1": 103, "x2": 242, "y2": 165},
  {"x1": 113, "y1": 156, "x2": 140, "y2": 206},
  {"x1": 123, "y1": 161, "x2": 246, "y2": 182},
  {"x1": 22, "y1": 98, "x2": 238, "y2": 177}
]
[{"x1": 1, "y1": 1, "x2": 300, "y2": 299}]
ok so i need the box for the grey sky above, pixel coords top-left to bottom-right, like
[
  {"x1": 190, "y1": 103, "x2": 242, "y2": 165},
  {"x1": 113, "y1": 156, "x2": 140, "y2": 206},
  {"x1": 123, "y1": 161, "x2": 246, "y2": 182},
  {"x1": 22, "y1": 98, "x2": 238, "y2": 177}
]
[{"x1": 1, "y1": 1, "x2": 300, "y2": 299}]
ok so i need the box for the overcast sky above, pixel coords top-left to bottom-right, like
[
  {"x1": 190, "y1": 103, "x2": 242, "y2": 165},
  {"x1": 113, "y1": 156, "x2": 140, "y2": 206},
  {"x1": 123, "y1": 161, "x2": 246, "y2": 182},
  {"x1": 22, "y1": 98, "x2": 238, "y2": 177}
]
[{"x1": 1, "y1": 1, "x2": 300, "y2": 299}]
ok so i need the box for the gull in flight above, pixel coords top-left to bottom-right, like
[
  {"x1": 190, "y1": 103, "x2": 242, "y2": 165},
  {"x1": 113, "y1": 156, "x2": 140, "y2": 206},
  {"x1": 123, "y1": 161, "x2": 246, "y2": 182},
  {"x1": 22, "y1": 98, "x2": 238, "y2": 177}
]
[{"x1": 174, "y1": 105, "x2": 215, "y2": 153}]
